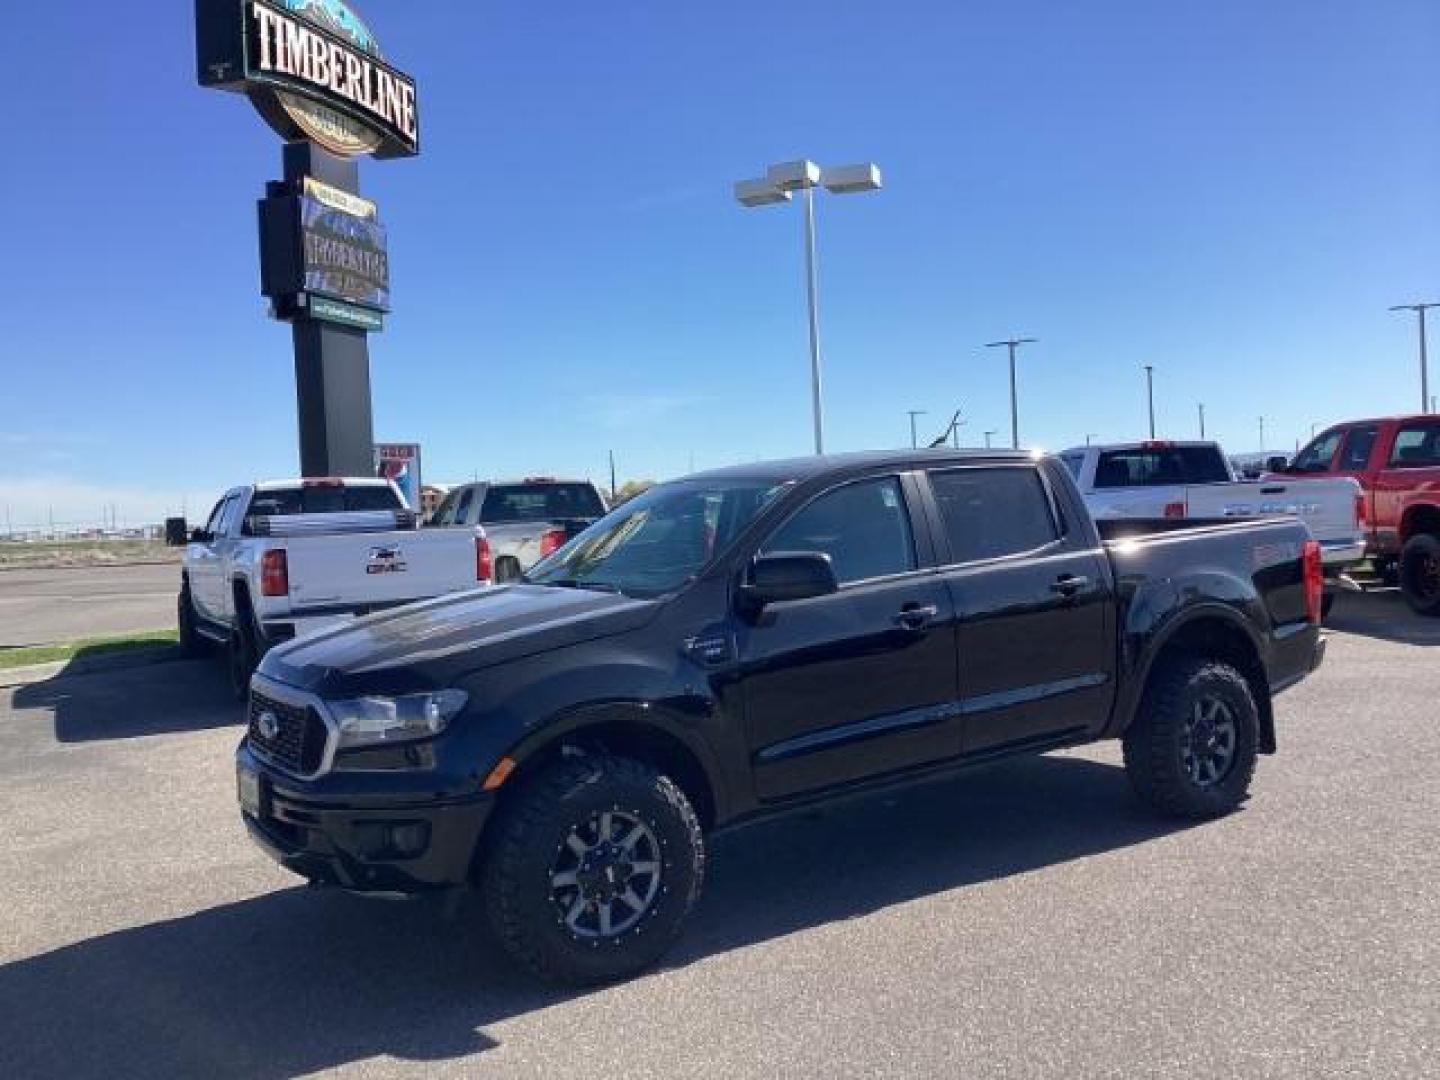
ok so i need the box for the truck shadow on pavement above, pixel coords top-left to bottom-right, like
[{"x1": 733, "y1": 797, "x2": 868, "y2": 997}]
[
  {"x1": 0, "y1": 752, "x2": 1196, "y2": 1079},
  {"x1": 12, "y1": 657, "x2": 242, "y2": 743},
  {"x1": 1325, "y1": 588, "x2": 1440, "y2": 647}
]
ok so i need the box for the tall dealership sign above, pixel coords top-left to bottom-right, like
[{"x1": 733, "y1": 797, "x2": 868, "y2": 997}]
[{"x1": 195, "y1": 0, "x2": 419, "y2": 477}]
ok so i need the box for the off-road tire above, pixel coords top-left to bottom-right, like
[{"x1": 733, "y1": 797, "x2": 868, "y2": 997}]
[
  {"x1": 480, "y1": 754, "x2": 704, "y2": 986},
  {"x1": 177, "y1": 585, "x2": 208, "y2": 658},
  {"x1": 1398, "y1": 533, "x2": 1440, "y2": 616},
  {"x1": 1124, "y1": 658, "x2": 1259, "y2": 819}
]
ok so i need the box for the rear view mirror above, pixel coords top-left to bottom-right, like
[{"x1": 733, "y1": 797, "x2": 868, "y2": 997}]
[{"x1": 742, "y1": 552, "x2": 838, "y2": 608}]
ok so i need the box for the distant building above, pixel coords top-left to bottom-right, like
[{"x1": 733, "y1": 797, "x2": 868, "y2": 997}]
[{"x1": 420, "y1": 484, "x2": 451, "y2": 519}]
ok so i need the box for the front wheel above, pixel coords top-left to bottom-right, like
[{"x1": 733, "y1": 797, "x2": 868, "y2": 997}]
[
  {"x1": 1124, "y1": 658, "x2": 1259, "y2": 819},
  {"x1": 1398, "y1": 534, "x2": 1440, "y2": 616},
  {"x1": 479, "y1": 754, "x2": 705, "y2": 985}
]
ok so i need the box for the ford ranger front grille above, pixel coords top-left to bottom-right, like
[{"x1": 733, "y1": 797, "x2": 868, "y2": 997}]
[{"x1": 248, "y1": 691, "x2": 328, "y2": 777}]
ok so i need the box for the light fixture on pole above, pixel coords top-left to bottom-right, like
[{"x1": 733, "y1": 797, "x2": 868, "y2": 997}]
[
  {"x1": 1388, "y1": 302, "x2": 1439, "y2": 413},
  {"x1": 735, "y1": 160, "x2": 883, "y2": 455},
  {"x1": 906, "y1": 409, "x2": 928, "y2": 449},
  {"x1": 984, "y1": 337, "x2": 1038, "y2": 449},
  {"x1": 1144, "y1": 364, "x2": 1156, "y2": 438},
  {"x1": 1197, "y1": 403, "x2": 1206, "y2": 439}
]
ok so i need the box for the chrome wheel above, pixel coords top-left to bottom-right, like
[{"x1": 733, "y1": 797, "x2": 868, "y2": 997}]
[
  {"x1": 549, "y1": 809, "x2": 662, "y2": 940},
  {"x1": 1181, "y1": 696, "x2": 1237, "y2": 789}
]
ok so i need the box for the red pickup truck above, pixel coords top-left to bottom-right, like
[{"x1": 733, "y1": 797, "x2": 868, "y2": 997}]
[{"x1": 1278, "y1": 414, "x2": 1440, "y2": 614}]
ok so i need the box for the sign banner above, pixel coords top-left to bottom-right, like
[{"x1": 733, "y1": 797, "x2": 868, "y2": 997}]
[
  {"x1": 196, "y1": 0, "x2": 420, "y2": 159},
  {"x1": 309, "y1": 295, "x2": 384, "y2": 331},
  {"x1": 302, "y1": 195, "x2": 389, "y2": 310},
  {"x1": 374, "y1": 443, "x2": 422, "y2": 509}
]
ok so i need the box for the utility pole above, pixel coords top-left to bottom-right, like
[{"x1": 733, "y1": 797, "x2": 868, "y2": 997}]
[
  {"x1": 1197, "y1": 403, "x2": 1206, "y2": 440},
  {"x1": 608, "y1": 450, "x2": 617, "y2": 499},
  {"x1": 1085, "y1": 433, "x2": 1097, "y2": 446},
  {"x1": 906, "y1": 410, "x2": 928, "y2": 449},
  {"x1": 1389, "y1": 302, "x2": 1438, "y2": 413},
  {"x1": 1258, "y1": 416, "x2": 1267, "y2": 451},
  {"x1": 1144, "y1": 365, "x2": 1156, "y2": 438},
  {"x1": 984, "y1": 337, "x2": 1038, "y2": 449},
  {"x1": 983, "y1": 429, "x2": 997, "y2": 449}
]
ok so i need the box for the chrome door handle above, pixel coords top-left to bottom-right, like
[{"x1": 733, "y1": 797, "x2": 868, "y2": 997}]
[{"x1": 893, "y1": 603, "x2": 939, "y2": 630}]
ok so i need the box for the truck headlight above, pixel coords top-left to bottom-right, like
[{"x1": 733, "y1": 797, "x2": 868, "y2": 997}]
[{"x1": 329, "y1": 690, "x2": 468, "y2": 749}]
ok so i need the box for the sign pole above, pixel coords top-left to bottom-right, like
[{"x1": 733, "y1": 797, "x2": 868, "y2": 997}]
[{"x1": 279, "y1": 143, "x2": 375, "y2": 477}]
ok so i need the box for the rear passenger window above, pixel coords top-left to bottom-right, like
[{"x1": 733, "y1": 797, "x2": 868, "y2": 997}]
[
  {"x1": 761, "y1": 477, "x2": 916, "y2": 584},
  {"x1": 930, "y1": 468, "x2": 1059, "y2": 563},
  {"x1": 1388, "y1": 424, "x2": 1440, "y2": 467}
]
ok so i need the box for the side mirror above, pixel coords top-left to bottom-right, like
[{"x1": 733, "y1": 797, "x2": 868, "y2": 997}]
[
  {"x1": 189, "y1": 527, "x2": 210, "y2": 545},
  {"x1": 1265, "y1": 455, "x2": 1290, "y2": 473},
  {"x1": 164, "y1": 517, "x2": 189, "y2": 547},
  {"x1": 742, "y1": 552, "x2": 839, "y2": 609}
]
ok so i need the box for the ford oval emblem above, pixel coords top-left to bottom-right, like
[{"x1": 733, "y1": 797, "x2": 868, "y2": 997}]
[{"x1": 256, "y1": 711, "x2": 280, "y2": 740}]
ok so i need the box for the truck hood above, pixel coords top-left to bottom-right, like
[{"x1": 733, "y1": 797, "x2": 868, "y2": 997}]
[{"x1": 258, "y1": 583, "x2": 657, "y2": 695}]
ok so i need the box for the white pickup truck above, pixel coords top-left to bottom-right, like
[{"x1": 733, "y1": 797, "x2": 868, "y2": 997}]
[
  {"x1": 1060, "y1": 441, "x2": 1366, "y2": 571},
  {"x1": 178, "y1": 478, "x2": 490, "y2": 696},
  {"x1": 426, "y1": 478, "x2": 608, "y2": 581}
]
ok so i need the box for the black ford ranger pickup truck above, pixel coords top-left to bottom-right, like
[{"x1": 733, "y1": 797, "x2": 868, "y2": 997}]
[{"x1": 237, "y1": 449, "x2": 1327, "y2": 984}]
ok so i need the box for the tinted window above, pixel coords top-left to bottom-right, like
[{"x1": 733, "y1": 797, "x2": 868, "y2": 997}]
[
  {"x1": 1060, "y1": 453, "x2": 1084, "y2": 479},
  {"x1": 202, "y1": 497, "x2": 227, "y2": 535},
  {"x1": 245, "y1": 485, "x2": 402, "y2": 517},
  {"x1": 1340, "y1": 426, "x2": 1378, "y2": 470},
  {"x1": 761, "y1": 477, "x2": 916, "y2": 584},
  {"x1": 930, "y1": 467, "x2": 1059, "y2": 563},
  {"x1": 1291, "y1": 431, "x2": 1343, "y2": 473},
  {"x1": 480, "y1": 483, "x2": 606, "y2": 523},
  {"x1": 1093, "y1": 446, "x2": 1230, "y2": 487},
  {"x1": 430, "y1": 488, "x2": 462, "y2": 526},
  {"x1": 454, "y1": 487, "x2": 476, "y2": 524},
  {"x1": 1388, "y1": 424, "x2": 1440, "y2": 467}
]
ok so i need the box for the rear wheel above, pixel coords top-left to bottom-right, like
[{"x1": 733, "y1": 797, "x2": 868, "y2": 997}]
[
  {"x1": 494, "y1": 557, "x2": 523, "y2": 584},
  {"x1": 480, "y1": 754, "x2": 704, "y2": 985},
  {"x1": 177, "y1": 585, "x2": 208, "y2": 658},
  {"x1": 1398, "y1": 534, "x2": 1440, "y2": 616},
  {"x1": 1124, "y1": 658, "x2": 1259, "y2": 819},
  {"x1": 227, "y1": 622, "x2": 258, "y2": 700}
]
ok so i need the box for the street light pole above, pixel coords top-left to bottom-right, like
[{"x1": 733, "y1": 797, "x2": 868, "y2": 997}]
[
  {"x1": 1197, "y1": 403, "x2": 1206, "y2": 439},
  {"x1": 984, "y1": 337, "x2": 1037, "y2": 449},
  {"x1": 983, "y1": 429, "x2": 997, "y2": 449},
  {"x1": 1389, "y1": 302, "x2": 1439, "y2": 413},
  {"x1": 1144, "y1": 365, "x2": 1155, "y2": 438},
  {"x1": 736, "y1": 160, "x2": 883, "y2": 455},
  {"x1": 1258, "y1": 415, "x2": 1267, "y2": 451},
  {"x1": 907, "y1": 410, "x2": 928, "y2": 449}
]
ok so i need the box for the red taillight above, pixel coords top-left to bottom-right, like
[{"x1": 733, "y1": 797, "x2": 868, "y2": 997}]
[
  {"x1": 1355, "y1": 492, "x2": 1366, "y2": 527},
  {"x1": 476, "y1": 535, "x2": 492, "y2": 582},
  {"x1": 1163, "y1": 500, "x2": 1186, "y2": 518},
  {"x1": 260, "y1": 549, "x2": 289, "y2": 596},
  {"x1": 539, "y1": 527, "x2": 567, "y2": 558},
  {"x1": 1302, "y1": 539, "x2": 1323, "y2": 623}
]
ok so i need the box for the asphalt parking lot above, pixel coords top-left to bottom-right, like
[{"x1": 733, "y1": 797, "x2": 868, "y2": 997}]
[
  {"x1": 0, "y1": 588, "x2": 1436, "y2": 1079},
  {"x1": 0, "y1": 564, "x2": 178, "y2": 646}
]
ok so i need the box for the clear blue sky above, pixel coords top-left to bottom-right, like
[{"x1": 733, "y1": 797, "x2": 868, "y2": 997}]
[{"x1": 2, "y1": 1, "x2": 1437, "y2": 525}]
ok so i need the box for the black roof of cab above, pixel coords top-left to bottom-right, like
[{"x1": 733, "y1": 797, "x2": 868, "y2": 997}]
[{"x1": 685, "y1": 448, "x2": 1039, "y2": 485}]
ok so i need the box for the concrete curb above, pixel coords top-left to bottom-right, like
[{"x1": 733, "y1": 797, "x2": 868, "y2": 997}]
[{"x1": 0, "y1": 645, "x2": 186, "y2": 689}]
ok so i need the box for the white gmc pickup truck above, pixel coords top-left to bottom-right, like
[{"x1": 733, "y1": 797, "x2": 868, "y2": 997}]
[
  {"x1": 1060, "y1": 441, "x2": 1366, "y2": 571},
  {"x1": 179, "y1": 478, "x2": 489, "y2": 696}
]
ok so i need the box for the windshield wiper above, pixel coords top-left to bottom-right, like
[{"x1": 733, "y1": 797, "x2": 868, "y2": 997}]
[{"x1": 540, "y1": 578, "x2": 621, "y2": 593}]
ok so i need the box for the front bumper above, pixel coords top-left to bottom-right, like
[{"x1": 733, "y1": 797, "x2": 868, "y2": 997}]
[{"x1": 236, "y1": 743, "x2": 495, "y2": 892}]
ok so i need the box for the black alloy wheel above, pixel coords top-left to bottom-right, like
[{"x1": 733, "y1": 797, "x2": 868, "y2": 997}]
[
  {"x1": 1124, "y1": 657, "x2": 1259, "y2": 819},
  {"x1": 480, "y1": 754, "x2": 704, "y2": 985},
  {"x1": 1399, "y1": 534, "x2": 1440, "y2": 616}
]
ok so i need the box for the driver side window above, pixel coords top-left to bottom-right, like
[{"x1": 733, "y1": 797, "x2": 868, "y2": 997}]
[{"x1": 761, "y1": 477, "x2": 916, "y2": 585}]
